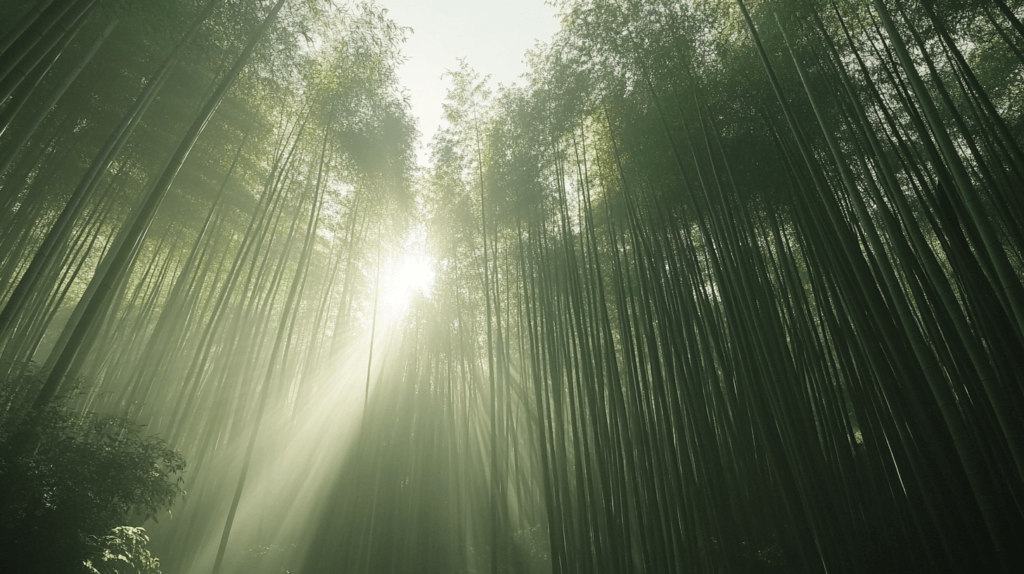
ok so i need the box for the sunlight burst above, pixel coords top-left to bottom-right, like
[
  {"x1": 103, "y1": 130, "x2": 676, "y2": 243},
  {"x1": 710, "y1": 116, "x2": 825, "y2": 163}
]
[{"x1": 375, "y1": 234, "x2": 435, "y2": 321}]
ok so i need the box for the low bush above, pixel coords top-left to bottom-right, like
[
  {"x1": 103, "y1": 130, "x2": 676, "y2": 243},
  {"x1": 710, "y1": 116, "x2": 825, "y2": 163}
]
[{"x1": 0, "y1": 366, "x2": 184, "y2": 573}]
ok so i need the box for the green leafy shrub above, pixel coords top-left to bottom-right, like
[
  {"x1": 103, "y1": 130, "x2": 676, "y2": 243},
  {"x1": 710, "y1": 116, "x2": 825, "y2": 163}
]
[
  {"x1": 84, "y1": 526, "x2": 162, "y2": 574},
  {"x1": 0, "y1": 366, "x2": 185, "y2": 573}
]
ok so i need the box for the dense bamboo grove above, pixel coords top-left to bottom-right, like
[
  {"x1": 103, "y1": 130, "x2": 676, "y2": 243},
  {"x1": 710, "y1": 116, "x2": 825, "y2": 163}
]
[{"x1": 2, "y1": 0, "x2": 1024, "y2": 573}]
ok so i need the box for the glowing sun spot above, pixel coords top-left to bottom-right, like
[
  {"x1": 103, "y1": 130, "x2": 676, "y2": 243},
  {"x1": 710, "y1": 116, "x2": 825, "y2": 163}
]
[{"x1": 375, "y1": 232, "x2": 435, "y2": 320}]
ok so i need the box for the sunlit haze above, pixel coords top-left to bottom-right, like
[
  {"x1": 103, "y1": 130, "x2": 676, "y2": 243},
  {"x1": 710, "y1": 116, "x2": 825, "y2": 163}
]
[
  {"x1": 378, "y1": 0, "x2": 561, "y2": 166},
  {"x1": 376, "y1": 233, "x2": 436, "y2": 320}
]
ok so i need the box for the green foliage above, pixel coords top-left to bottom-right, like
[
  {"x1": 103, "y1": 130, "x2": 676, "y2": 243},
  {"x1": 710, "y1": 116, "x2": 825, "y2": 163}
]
[
  {"x1": 239, "y1": 542, "x2": 300, "y2": 574},
  {"x1": 83, "y1": 526, "x2": 162, "y2": 574},
  {"x1": 0, "y1": 368, "x2": 185, "y2": 573}
]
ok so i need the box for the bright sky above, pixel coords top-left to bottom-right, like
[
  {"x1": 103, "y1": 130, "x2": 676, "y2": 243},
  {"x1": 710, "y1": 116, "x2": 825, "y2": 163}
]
[{"x1": 377, "y1": 0, "x2": 562, "y2": 167}]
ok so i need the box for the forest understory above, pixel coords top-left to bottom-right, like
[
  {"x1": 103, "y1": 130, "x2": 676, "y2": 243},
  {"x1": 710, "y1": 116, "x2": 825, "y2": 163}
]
[{"x1": 2, "y1": 0, "x2": 1024, "y2": 573}]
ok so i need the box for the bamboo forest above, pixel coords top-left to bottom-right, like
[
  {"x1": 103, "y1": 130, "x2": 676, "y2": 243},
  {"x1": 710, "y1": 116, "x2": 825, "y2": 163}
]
[{"x1": 3, "y1": 0, "x2": 1024, "y2": 572}]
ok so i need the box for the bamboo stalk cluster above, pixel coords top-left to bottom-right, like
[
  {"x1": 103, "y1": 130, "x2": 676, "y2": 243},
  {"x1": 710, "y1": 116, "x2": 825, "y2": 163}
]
[
  {"x1": 413, "y1": 0, "x2": 1024, "y2": 572},
  {"x1": 1, "y1": 1, "x2": 416, "y2": 571}
]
